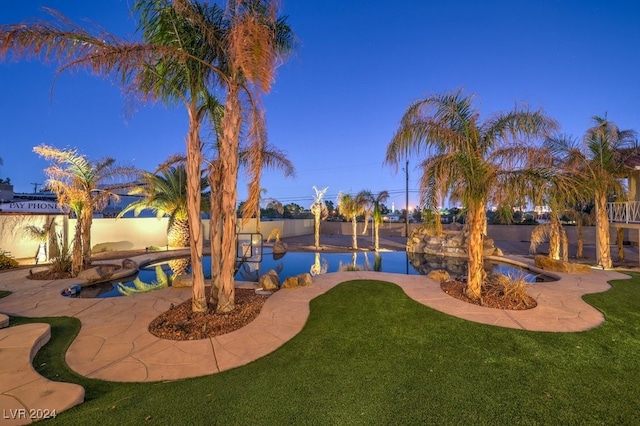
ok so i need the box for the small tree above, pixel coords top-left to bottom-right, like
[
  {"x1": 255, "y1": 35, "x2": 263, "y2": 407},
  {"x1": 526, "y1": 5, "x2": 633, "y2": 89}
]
[
  {"x1": 118, "y1": 163, "x2": 208, "y2": 249},
  {"x1": 310, "y1": 186, "x2": 328, "y2": 249},
  {"x1": 22, "y1": 221, "x2": 53, "y2": 264},
  {"x1": 34, "y1": 144, "x2": 137, "y2": 275},
  {"x1": 545, "y1": 120, "x2": 638, "y2": 268},
  {"x1": 358, "y1": 190, "x2": 390, "y2": 251},
  {"x1": 338, "y1": 192, "x2": 367, "y2": 250}
]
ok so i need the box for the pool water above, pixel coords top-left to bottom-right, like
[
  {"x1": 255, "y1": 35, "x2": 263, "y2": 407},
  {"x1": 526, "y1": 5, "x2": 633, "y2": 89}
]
[{"x1": 78, "y1": 250, "x2": 555, "y2": 298}]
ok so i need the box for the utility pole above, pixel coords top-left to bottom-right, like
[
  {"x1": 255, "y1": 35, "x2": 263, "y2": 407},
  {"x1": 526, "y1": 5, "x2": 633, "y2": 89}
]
[
  {"x1": 31, "y1": 182, "x2": 41, "y2": 193},
  {"x1": 405, "y1": 159, "x2": 409, "y2": 238}
]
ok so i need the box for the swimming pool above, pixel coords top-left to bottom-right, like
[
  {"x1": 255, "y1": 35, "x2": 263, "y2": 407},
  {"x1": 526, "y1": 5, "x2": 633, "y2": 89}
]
[{"x1": 77, "y1": 250, "x2": 555, "y2": 298}]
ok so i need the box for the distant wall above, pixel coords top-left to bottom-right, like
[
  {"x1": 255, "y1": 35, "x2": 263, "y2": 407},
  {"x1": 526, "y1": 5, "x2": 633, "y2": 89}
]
[
  {"x1": 0, "y1": 215, "x2": 315, "y2": 261},
  {"x1": 1, "y1": 213, "x2": 628, "y2": 262},
  {"x1": 321, "y1": 221, "x2": 624, "y2": 245},
  {"x1": 486, "y1": 224, "x2": 623, "y2": 245},
  {"x1": 321, "y1": 221, "x2": 413, "y2": 237},
  {"x1": 87, "y1": 218, "x2": 172, "y2": 252},
  {"x1": 0, "y1": 214, "x2": 66, "y2": 259},
  {"x1": 220, "y1": 218, "x2": 314, "y2": 239}
]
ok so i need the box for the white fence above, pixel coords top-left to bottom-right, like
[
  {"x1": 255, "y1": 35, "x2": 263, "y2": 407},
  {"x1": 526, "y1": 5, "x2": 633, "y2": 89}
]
[{"x1": 607, "y1": 201, "x2": 640, "y2": 223}]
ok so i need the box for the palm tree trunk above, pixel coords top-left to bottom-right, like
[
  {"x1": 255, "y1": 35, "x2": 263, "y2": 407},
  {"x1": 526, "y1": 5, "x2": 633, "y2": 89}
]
[
  {"x1": 595, "y1": 192, "x2": 612, "y2": 268},
  {"x1": 217, "y1": 83, "x2": 241, "y2": 313},
  {"x1": 351, "y1": 217, "x2": 358, "y2": 250},
  {"x1": 617, "y1": 227, "x2": 624, "y2": 261},
  {"x1": 561, "y1": 227, "x2": 569, "y2": 262},
  {"x1": 361, "y1": 214, "x2": 370, "y2": 235},
  {"x1": 434, "y1": 212, "x2": 443, "y2": 236},
  {"x1": 186, "y1": 107, "x2": 207, "y2": 313},
  {"x1": 374, "y1": 220, "x2": 380, "y2": 252},
  {"x1": 71, "y1": 213, "x2": 83, "y2": 277},
  {"x1": 167, "y1": 218, "x2": 190, "y2": 248},
  {"x1": 549, "y1": 212, "x2": 561, "y2": 260},
  {"x1": 465, "y1": 201, "x2": 486, "y2": 300},
  {"x1": 314, "y1": 209, "x2": 321, "y2": 249},
  {"x1": 576, "y1": 220, "x2": 584, "y2": 258},
  {"x1": 209, "y1": 162, "x2": 223, "y2": 305},
  {"x1": 81, "y1": 207, "x2": 93, "y2": 269}
]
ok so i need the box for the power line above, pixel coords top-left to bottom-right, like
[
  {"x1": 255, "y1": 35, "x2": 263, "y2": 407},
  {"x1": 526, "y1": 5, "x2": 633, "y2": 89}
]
[{"x1": 254, "y1": 189, "x2": 422, "y2": 205}]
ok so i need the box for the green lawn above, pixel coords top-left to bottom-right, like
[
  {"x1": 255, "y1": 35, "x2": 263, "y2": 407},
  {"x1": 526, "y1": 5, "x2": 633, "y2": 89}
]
[{"x1": 10, "y1": 275, "x2": 640, "y2": 424}]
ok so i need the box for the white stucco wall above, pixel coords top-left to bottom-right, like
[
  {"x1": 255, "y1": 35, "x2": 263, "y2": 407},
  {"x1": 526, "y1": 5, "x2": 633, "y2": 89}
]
[{"x1": 0, "y1": 215, "x2": 315, "y2": 261}]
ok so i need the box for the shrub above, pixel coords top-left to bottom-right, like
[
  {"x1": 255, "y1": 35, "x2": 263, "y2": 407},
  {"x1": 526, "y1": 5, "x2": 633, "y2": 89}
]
[
  {"x1": 49, "y1": 236, "x2": 72, "y2": 274},
  {"x1": 484, "y1": 272, "x2": 537, "y2": 309},
  {"x1": 0, "y1": 250, "x2": 19, "y2": 270}
]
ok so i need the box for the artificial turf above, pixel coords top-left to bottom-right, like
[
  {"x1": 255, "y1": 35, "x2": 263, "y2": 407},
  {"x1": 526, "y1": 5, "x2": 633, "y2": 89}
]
[{"x1": 9, "y1": 275, "x2": 640, "y2": 424}]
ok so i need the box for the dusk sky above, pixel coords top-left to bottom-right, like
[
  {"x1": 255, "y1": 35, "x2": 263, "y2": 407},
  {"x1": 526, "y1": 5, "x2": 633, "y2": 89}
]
[{"x1": 1, "y1": 1, "x2": 639, "y2": 212}]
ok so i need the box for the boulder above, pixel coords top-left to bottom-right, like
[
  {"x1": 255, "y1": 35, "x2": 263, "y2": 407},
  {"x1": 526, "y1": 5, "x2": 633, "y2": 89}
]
[
  {"x1": 297, "y1": 273, "x2": 313, "y2": 287},
  {"x1": 273, "y1": 241, "x2": 289, "y2": 255},
  {"x1": 444, "y1": 235, "x2": 464, "y2": 248},
  {"x1": 122, "y1": 258, "x2": 138, "y2": 270},
  {"x1": 534, "y1": 255, "x2": 591, "y2": 273},
  {"x1": 445, "y1": 247, "x2": 466, "y2": 256},
  {"x1": 77, "y1": 264, "x2": 117, "y2": 282},
  {"x1": 410, "y1": 236, "x2": 422, "y2": 244},
  {"x1": 423, "y1": 245, "x2": 444, "y2": 255},
  {"x1": 425, "y1": 236, "x2": 443, "y2": 246},
  {"x1": 427, "y1": 269, "x2": 451, "y2": 282},
  {"x1": 172, "y1": 274, "x2": 193, "y2": 288},
  {"x1": 483, "y1": 237, "x2": 495, "y2": 248},
  {"x1": 447, "y1": 222, "x2": 464, "y2": 231},
  {"x1": 259, "y1": 269, "x2": 280, "y2": 290},
  {"x1": 281, "y1": 276, "x2": 299, "y2": 289},
  {"x1": 483, "y1": 248, "x2": 497, "y2": 257}
]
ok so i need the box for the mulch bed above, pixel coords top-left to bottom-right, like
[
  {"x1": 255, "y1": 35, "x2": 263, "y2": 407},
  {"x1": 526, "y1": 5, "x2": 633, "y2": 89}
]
[
  {"x1": 441, "y1": 280, "x2": 537, "y2": 310},
  {"x1": 149, "y1": 287, "x2": 271, "y2": 340}
]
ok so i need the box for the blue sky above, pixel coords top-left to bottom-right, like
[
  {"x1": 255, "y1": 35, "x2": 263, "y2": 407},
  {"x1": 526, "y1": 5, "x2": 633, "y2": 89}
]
[{"x1": 1, "y1": 1, "x2": 639, "y2": 212}]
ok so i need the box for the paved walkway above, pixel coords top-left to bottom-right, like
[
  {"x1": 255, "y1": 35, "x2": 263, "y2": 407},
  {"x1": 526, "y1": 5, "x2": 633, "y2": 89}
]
[{"x1": 0, "y1": 248, "x2": 631, "y2": 424}]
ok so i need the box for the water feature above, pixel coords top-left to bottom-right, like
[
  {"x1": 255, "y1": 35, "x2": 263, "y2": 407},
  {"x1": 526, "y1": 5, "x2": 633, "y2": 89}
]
[{"x1": 76, "y1": 249, "x2": 556, "y2": 298}]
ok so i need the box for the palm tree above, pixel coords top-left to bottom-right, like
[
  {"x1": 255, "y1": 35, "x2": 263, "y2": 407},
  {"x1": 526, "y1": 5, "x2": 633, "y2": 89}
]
[
  {"x1": 1, "y1": 1, "x2": 293, "y2": 313},
  {"x1": 338, "y1": 192, "x2": 367, "y2": 250},
  {"x1": 207, "y1": 133, "x2": 294, "y2": 306},
  {"x1": 385, "y1": 91, "x2": 558, "y2": 300},
  {"x1": 370, "y1": 191, "x2": 390, "y2": 251},
  {"x1": 2, "y1": 3, "x2": 213, "y2": 308},
  {"x1": 264, "y1": 198, "x2": 284, "y2": 217},
  {"x1": 209, "y1": 1, "x2": 293, "y2": 313},
  {"x1": 136, "y1": 0, "x2": 228, "y2": 312},
  {"x1": 546, "y1": 117, "x2": 638, "y2": 268},
  {"x1": 356, "y1": 190, "x2": 390, "y2": 250},
  {"x1": 310, "y1": 186, "x2": 328, "y2": 249},
  {"x1": 357, "y1": 190, "x2": 374, "y2": 236},
  {"x1": 33, "y1": 144, "x2": 137, "y2": 276},
  {"x1": 567, "y1": 202, "x2": 595, "y2": 259},
  {"x1": 529, "y1": 141, "x2": 584, "y2": 261},
  {"x1": 22, "y1": 220, "x2": 55, "y2": 264},
  {"x1": 118, "y1": 163, "x2": 208, "y2": 248},
  {"x1": 174, "y1": 0, "x2": 293, "y2": 312}
]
